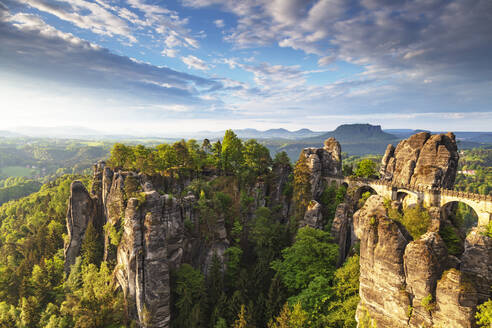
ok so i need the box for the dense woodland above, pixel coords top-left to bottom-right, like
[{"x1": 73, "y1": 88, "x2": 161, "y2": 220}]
[{"x1": 0, "y1": 131, "x2": 490, "y2": 327}]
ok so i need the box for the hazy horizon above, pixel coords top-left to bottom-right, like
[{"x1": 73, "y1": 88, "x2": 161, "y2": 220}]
[{"x1": 1, "y1": 0, "x2": 491, "y2": 133}]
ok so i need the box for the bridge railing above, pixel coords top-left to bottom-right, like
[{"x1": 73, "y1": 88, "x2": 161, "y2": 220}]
[{"x1": 326, "y1": 175, "x2": 492, "y2": 202}]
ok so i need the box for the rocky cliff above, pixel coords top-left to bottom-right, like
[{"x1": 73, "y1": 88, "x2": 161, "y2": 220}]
[
  {"x1": 64, "y1": 159, "x2": 292, "y2": 327},
  {"x1": 298, "y1": 137, "x2": 342, "y2": 229},
  {"x1": 380, "y1": 132, "x2": 459, "y2": 188},
  {"x1": 354, "y1": 195, "x2": 487, "y2": 328}
]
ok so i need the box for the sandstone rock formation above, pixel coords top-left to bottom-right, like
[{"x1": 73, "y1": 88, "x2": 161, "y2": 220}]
[
  {"x1": 64, "y1": 156, "x2": 293, "y2": 327},
  {"x1": 380, "y1": 132, "x2": 459, "y2": 188},
  {"x1": 64, "y1": 180, "x2": 101, "y2": 273},
  {"x1": 300, "y1": 200, "x2": 323, "y2": 229},
  {"x1": 331, "y1": 203, "x2": 353, "y2": 265},
  {"x1": 116, "y1": 192, "x2": 171, "y2": 328},
  {"x1": 300, "y1": 137, "x2": 342, "y2": 199},
  {"x1": 297, "y1": 137, "x2": 342, "y2": 228},
  {"x1": 354, "y1": 195, "x2": 488, "y2": 328}
]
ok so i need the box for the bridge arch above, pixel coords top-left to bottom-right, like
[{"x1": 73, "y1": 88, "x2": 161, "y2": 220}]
[
  {"x1": 354, "y1": 185, "x2": 377, "y2": 209},
  {"x1": 441, "y1": 200, "x2": 480, "y2": 232},
  {"x1": 396, "y1": 189, "x2": 420, "y2": 209}
]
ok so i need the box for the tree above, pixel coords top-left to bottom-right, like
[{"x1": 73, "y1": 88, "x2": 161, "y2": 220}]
[
  {"x1": 80, "y1": 221, "x2": 103, "y2": 266},
  {"x1": 268, "y1": 303, "x2": 307, "y2": 328},
  {"x1": 273, "y1": 152, "x2": 291, "y2": 167},
  {"x1": 243, "y1": 140, "x2": 272, "y2": 176},
  {"x1": 221, "y1": 130, "x2": 244, "y2": 174},
  {"x1": 173, "y1": 264, "x2": 206, "y2": 328},
  {"x1": 354, "y1": 159, "x2": 377, "y2": 178},
  {"x1": 293, "y1": 155, "x2": 311, "y2": 220},
  {"x1": 271, "y1": 227, "x2": 338, "y2": 291},
  {"x1": 476, "y1": 297, "x2": 492, "y2": 327},
  {"x1": 233, "y1": 305, "x2": 254, "y2": 328},
  {"x1": 108, "y1": 143, "x2": 133, "y2": 169},
  {"x1": 61, "y1": 262, "x2": 125, "y2": 328}
]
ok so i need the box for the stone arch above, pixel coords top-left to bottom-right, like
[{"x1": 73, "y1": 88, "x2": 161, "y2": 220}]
[
  {"x1": 354, "y1": 185, "x2": 377, "y2": 209},
  {"x1": 396, "y1": 189, "x2": 419, "y2": 208},
  {"x1": 441, "y1": 200, "x2": 480, "y2": 232}
]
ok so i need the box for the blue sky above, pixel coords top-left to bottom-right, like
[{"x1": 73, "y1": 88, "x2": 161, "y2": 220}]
[{"x1": 0, "y1": 0, "x2": 491, "y2": 134}]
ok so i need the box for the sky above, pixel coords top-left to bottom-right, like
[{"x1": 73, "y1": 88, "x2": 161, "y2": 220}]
[{"x1": 0, "y1": 0, "x2": 491, "y2": 134}]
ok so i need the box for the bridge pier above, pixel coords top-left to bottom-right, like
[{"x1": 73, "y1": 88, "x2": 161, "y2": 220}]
[{"x1": 478, "y1": 211, "x2": 491, "y2": 227}]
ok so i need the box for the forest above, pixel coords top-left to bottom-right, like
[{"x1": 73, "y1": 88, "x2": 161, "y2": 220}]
[{"x1": 0, "y1": 131, "x2": 490, "y2": 328}]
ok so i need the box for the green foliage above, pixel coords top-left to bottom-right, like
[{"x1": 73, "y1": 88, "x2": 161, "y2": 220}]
[
  {"x1": 358, "y1": 191, "x2": 372, "y2": 208},
  {"x1": 439, "y1": 224, "x2": 463, "y2": 256},
  {"x1": 353, "y1": 159, "x2": 377, "y2": 178},
  {"x1": 0, "y1": 178, "x2": 41, "y2": 205},
  {"x1": 80, "y1": 221, "x2": 103, "y2": 266},
  {"x1": 421, "y1": 293, "x2": 435, "y2": 312},
  {"x1": 289, "y1": 255, "x2": 360, "y2": 328},
  {"x1": 389, "y1": 205, "x2": 431, "y2": 240},
  {"x1": 222, "y1": 130, "x2": 244, "y2": 174},
  {"x1": 268, "y1": 302, "x2": 307, "y2": 328},
  {"x1": 273, "y1": 152, "x2": 291, "y2": 167},
  {"x1": 172, "y1": 264, "x2": 206, "y2": 328},
  {"x1": 319, "y1": 183, "x2": 347, "y2": 230},
  {"x1": 293, "y1": 155, "x2": 311, "y2": 221},
  {"x1": 272, "y1": 227, "x2": 338, "y2": 291},
  {"x1": 476, "y1": 297, "x2": 492, "y2": 327},
  {"x1": 243, "y1": 140, "x2": 272, "y2": 176},
  {"x1": 61, "y1": 261, "x2": 126, "y2": 328}
]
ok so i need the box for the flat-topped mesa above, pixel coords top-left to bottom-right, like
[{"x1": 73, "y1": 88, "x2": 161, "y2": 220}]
[{"x1": 380, "y1": 132, "x2": 459, "y2": 189}]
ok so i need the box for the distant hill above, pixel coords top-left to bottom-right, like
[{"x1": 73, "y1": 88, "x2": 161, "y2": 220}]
[
  {"x1": 268, "y1": 124, "x2": 400, "y2": 160},
  {"x1": 189, "y1": 128, "x2": 324, "y2": 140},
  {"x1": 311, "y1": 124, "x2": 397, "y2": 143}
]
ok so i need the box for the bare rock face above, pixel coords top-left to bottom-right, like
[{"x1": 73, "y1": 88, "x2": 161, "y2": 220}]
[
  {"x1": 64, "y1": 181, "x2": 99, "y2": 273},
  {"x1": 433, "y1": 269, "x2": 477, "y2": 328},
  {"x1": 354, "y1": 195, "x2": 484, "y2": 328},
  {"x1": 270, "y1": 161, "x2": 293, "y2": 221},
  {"x1": 116, "y1": 192, "x2": 171, "y2": 328},
  {"x1": 331, "y1": 203, "x2": 353, "y2": 265},
  {"x1": 403, "y1": 232, "x2": 448, "y2": 326},
  {"x1": 354, "y1": 195, "x2": 411, "y2": 328},
  {"x1": 300, "y1": 137, "x2": 342, "y2": 199},
  {"x1": 461, "y1": 228, "x2": 492, "y2": 303},
  {"x1": 300, "y1": 200, "x2": 323, "y2": 229},
  {"x1": 380, "y1": 132, "x2": 459, "y2": 188}
]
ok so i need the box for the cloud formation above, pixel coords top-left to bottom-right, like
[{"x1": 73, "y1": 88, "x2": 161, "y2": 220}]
[{"x1": 0, "y1": 3, "x2": 221, "y2": 113}]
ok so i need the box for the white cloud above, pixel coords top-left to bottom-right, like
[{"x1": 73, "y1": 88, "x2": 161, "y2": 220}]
[
  {"x1": 214, "y1": 19, "x2": 224, "y2": 28},
  {"x1": 162, "y1": 48, "x2": 178, "y2": 57},
  {"x1": 19, "y1": 0, "x2": 137, "y2": 42},
  {"x1": 181, "y1": 55, "x2": 209, "y2": 71}
]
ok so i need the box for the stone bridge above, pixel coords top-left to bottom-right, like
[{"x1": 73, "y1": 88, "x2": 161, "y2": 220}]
[{"x1": 326, "y1": 176, "x2": 492, "y2": 227}]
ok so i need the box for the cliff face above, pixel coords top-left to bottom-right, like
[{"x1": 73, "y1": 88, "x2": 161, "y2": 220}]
[
  {"x1": 64, "y1": 160, "x2": 292, "y2": 327},
  {"x1": 380, "y1": 132, "x2": 459, "y2": 188},
  {"x1": 354, "y1": 195, "x2": 488, "y2": 328},
  {"x1": 298, "y1": 137, "x2": 342, "y2": 229}
]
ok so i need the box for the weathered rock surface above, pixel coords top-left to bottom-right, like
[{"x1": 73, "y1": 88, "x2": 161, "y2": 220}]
[
  {"x1": 461, "y1": 228, "x2": 492, "y2": 303},
  {"x1": 380, "y1": 132, "x2": 459, "y2": 188},
  {"x1": 355, "y1": 195, "x2": 487, "y2": 328},
  {"x1": 116, "y1": 192, "x2": 171, "y2": 328},
  {"x1": 403, "y1": 232, "x2": 448, "y2": 326},
  {"x1": 331, "y1": 202, "x2": 353, "y2": 265},
  {"x1": 354, "y1": 195, "x2": 411, "y2": 328},
  {"x1": 300, "y1": 137, "x2": 342, "y2": 199},
  {"x1": 300, "y1": 200, "x2": 323, "y2": 229},
  {"x1": 64, "y1": 180, "x2": 100, "y2": 273},
  {"x1": 433, "y1": 269, "x2": 478, "y2": 328}
]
